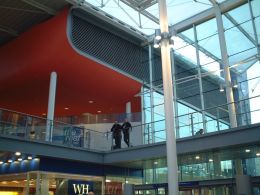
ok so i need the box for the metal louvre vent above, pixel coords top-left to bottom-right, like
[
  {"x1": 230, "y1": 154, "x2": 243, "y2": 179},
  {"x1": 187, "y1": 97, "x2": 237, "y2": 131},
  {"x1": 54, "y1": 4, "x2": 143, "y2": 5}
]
[{"x1": 70, "y1": 13, "x2": 149, "y2": 81}]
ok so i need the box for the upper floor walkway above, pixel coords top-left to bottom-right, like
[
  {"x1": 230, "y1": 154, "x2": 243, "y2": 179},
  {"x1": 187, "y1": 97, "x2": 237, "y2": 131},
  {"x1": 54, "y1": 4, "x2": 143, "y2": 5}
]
[{"x1": 1, "y1": 118, "x2": 260, "y2": 165}]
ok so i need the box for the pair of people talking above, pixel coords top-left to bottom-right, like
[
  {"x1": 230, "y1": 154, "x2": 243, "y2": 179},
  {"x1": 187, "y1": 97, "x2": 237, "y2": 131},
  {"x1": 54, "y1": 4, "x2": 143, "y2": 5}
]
[{"x1": 111, "y1": 118, "x2": 132, "y2": 149}]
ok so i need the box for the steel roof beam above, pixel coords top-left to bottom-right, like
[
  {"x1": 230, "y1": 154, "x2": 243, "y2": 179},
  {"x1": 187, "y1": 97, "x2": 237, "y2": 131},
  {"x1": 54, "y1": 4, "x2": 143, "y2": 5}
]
[
  {"x1": 21, "y1": 0, "x2": 57, "y2": 15},
  {"x1": 171, "y1": 0, "x2": 247, "y2": 33}
]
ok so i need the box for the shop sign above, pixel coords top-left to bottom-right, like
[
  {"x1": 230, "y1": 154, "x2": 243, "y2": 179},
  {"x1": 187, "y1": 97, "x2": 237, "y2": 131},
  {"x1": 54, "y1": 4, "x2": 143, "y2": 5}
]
[
  {"x1": 68, "y1": 180, "x2": 93, "y2": 195},
  {"x1": 105, "y1": 182, "x2": 122, "y2": 195}
]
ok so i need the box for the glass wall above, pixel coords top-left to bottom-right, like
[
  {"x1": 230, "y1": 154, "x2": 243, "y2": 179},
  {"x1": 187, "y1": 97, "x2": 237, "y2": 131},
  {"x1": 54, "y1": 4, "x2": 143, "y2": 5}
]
[
  {"x1": 142, "y1": 145, "x2": 260, "y2": 184},
  {"x1": 142, "y1": 0, "x2": 260, "y2": 143}
]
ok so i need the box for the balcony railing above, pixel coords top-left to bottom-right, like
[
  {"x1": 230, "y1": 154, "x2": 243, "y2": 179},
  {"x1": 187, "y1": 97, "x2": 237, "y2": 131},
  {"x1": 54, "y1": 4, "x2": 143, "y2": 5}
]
[{"x1": 0, "y1": 95, "x2": 259, "y2": 151}]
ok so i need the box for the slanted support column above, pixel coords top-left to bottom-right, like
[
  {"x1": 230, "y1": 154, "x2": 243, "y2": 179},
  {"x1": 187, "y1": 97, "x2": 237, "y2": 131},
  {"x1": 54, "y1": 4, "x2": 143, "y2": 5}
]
[
  {"x1": 45, "y1": 72, "x2": 57, "y2": 141},
  {"x1": 193, "y1": 24, "x2": 207, "y2": 132},
  {"x1": 212, "y1": 1, "x2": 237, "y2": 128},
  {"x1": 158, "y1": 0, "x2": 178, "y2": 194}
]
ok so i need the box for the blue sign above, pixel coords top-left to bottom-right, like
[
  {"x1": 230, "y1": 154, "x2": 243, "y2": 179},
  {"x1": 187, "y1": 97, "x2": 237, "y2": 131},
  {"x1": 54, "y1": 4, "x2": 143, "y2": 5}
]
[
  {"x1": 63, "y1": 126, "x2": 83, "y2": 147},
  {"x1": 71, "y1": 126, "x2": 83, "y2": 147},
  {"x1": 68, "y1": 180, "x2": 94, "y2": 195}
]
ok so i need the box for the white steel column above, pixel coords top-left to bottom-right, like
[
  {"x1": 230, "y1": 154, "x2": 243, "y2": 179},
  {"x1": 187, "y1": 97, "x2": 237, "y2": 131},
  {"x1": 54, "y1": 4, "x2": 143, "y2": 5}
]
[
  {"x1": 45, "y1": 72, "x2": 57, "y2": 141},
  {"x1": 170, "y1": 50, "x2": 179, "y2": 138},
  {"x1": 126, "y1": 102, "x2": 131, "y2": 115},
  {"x1": 193, "y1": 25, "x2": 207, "y2": 132},
  {"x1": 149, "y1": 45, "x2": 155, "y2": 143},
  {"x1": 158, "y1": 0, "x2": 178, "y2": 194},
  {"x1": 213, "y1": 1, "x2": 237, "y2": 128}
]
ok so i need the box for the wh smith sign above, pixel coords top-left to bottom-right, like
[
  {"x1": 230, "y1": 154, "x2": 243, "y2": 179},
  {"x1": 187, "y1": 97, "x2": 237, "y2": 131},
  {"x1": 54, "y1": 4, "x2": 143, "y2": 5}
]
[{"x1": 68, "y1": 180, "x2": 94, "y2": 195}]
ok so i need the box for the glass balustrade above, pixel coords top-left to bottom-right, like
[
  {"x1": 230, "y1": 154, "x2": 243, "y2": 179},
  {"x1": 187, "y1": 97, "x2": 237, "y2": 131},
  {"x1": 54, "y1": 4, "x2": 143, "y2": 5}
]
[{"x1": 0, "y1": 94, "x2": 260, "y2": 151}]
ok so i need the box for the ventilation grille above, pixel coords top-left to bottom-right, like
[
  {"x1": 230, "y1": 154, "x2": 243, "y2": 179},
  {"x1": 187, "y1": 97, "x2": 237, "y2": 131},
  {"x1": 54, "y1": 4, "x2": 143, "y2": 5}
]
[{"x1": 70, "y1": 13, "x2": 150, "y2": 81}]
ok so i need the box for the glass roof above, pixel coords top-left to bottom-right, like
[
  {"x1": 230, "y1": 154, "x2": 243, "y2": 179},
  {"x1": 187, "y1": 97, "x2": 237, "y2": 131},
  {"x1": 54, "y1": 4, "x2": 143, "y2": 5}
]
[
  {"x1": 85, "y1": 0, "x2": 214, "y2": 35},
  {"x1": 82, "y1": 0, "x2": 259, "y2": 76}
]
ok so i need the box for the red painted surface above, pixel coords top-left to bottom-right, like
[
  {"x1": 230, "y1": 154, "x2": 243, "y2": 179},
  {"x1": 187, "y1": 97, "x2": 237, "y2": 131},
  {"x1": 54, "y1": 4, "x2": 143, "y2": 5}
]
[{"x1": 0, "y1": 8, "x2": 141, "y2": 116}]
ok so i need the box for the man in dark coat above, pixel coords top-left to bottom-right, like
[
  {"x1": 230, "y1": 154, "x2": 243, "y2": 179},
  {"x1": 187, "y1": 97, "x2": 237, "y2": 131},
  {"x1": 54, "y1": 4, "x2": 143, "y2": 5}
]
[
  {"x1": 111, "y1": 121, "x2": 122, "y2": 149},
  {"x1": 122, "y1": 118, "x2": 132, "y2": 147}
]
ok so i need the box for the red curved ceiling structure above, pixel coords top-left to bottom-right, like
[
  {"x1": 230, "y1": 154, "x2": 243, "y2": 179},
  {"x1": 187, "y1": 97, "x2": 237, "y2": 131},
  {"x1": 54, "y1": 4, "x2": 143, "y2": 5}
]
[{"x1": 0, "y1": 8, "x2": 141, "y2": 116}]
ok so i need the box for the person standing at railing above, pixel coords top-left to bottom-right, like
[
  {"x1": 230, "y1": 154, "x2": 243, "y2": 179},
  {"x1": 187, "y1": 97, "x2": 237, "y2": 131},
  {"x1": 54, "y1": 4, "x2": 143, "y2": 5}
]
[
  {"x1": 111, "y1": 121, "x2": 122, "y2": 149},
  {"x1": 122, "y1": 118, "x2": 132, "y2": 147}
]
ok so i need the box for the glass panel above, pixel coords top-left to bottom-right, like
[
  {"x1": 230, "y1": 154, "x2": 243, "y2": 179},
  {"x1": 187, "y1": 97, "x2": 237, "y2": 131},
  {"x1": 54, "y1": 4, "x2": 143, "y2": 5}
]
[
  {"x1": 254, "y1": 16, "x2": 260, "y2": 44},
  {"x1": 247, "y1": 61, "x2": 260, "y2": 124},
  {"x1": 196, "y1": 18, "x2": 218, "y2": 41},
  {"x1": 181, "y1": 28, "x2": 195, "y2": 42},
  {"x1": 154, "y1": 104, "x2": 165, "y2": 120},
  {"x1": 173, "y1": 36, "x2": 191, "y2": 50},
  {"x1": 167, "y1": 0, "x2": 212, "y2": 25},
  {"x1": 228, "y1": 3, "x2": 251, "y2": 24},
  {"x1": 229, "y1": 47, "x2": 257, "y2": 66},
  {"x1": 252, "y1": 0, "x2": 260, "y2": 17},
  {"x1": 223, "y1": 15, "x2": 255, "y2": 64},
  {"x1": 153, "y1": 92, "x2": 164, "y2": 105},
  {"x1": 144, "y1": 89, "x2": 151, "y2": 108},
  {"x1": 175, "y1": 44, "x2": 197, "y2": 65}
]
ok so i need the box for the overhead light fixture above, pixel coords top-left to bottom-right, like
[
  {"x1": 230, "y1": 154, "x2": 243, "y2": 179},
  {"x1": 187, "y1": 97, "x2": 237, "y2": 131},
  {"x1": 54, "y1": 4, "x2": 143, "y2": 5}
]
[
  {"x1": 64, "y1": 107, "x2": 69, "y2": 110},
  {"x1": 28, "y1": 156, "x2": 33, "y2": 160},
  {"x1": 155, "y1": 29, "x2": 161, "y2": 40},
  {"x1": 125, "y1": 181, "x2": 129, "y2": 183},
  {"x1": 18, "y1": 158, "x2": 23, "y2": 161},
  {"x1": 8, "y1": 159, "x2": 13, "y2": 163},
  {"x1": 153, "y1": 39, "x2": 160, "y2": 48},
  {"x1": 97, "y1": 110, "x2": 102, "y2": 113},
  {"x1": 256, "y1": 153, "x2": 260, "y2": 157},
  {"x1": 0, "y1": 161, "x2": 3, "y2": 165},
  {"x1": 153, "y1": 29, "x2": 176, "y2": 50},
  {"x1": 245, "y1": 149, "x2": 251, "y2": 153},
  {"x1": 15, "y1": 152, "x2": 21, "y2": 156},
  {"x1": 154, "y1": 161, "x2": 158, "y2": 165},
  {"x1": 169, "y1": 39, "x2": 174, "y2": 49},
  {"x1": 219, "y1": 84, "x2": 224, "y2": 92},
  {"x1": 88, "y1": 100, "x2": 94, "y2": 103},
  {"x1": 232, "y1": 80, "x2": 238, "y2": 88},
  {"x1": 209, "y1": 159, "x2": 213, "y2": 162},
  {"x1": 105, "y1": 179, "x2": 111, "y2": 182},
  {"x1": 195, "y1": 156, "x2": 200, "y2": 160}
]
